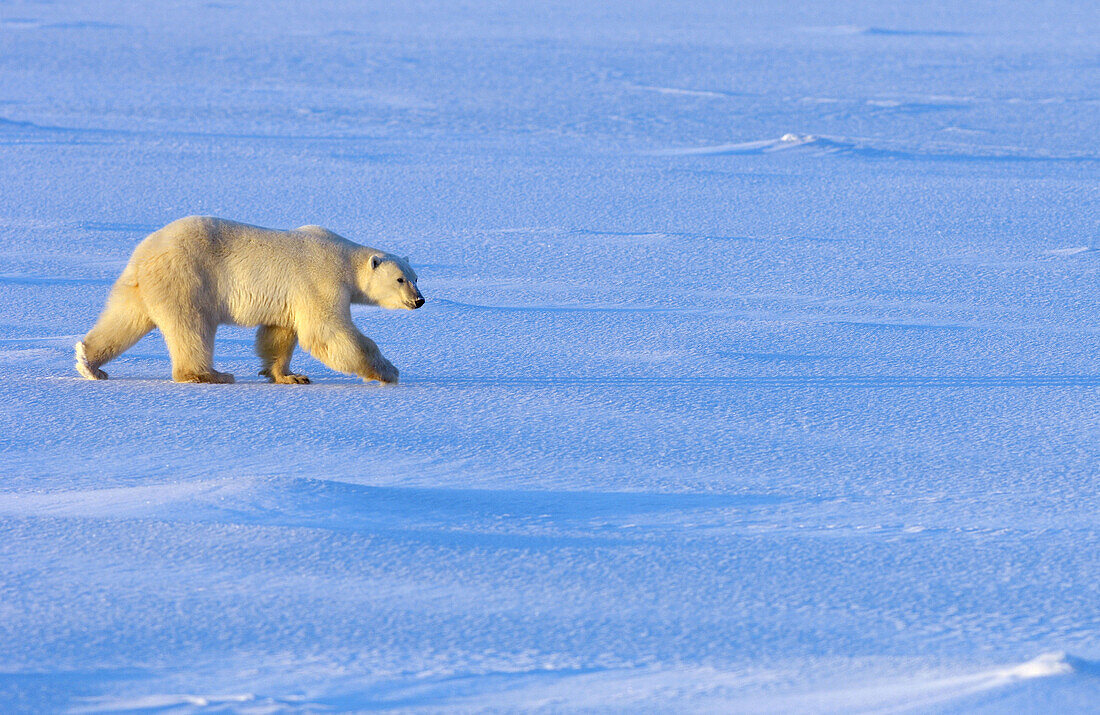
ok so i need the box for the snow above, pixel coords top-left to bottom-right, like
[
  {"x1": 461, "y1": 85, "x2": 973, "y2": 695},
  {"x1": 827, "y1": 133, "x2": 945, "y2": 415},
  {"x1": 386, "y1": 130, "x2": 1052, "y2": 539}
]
[{"x1": 2, "y1": 0, "x2": 1100, "y2": 710}]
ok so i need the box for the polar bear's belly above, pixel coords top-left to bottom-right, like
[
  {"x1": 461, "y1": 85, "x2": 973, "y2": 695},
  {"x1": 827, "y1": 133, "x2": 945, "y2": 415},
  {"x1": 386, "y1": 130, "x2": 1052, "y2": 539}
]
[
  {"x1": 214, "y1": 267, "x2": 297, "y2": 328},
  {"x1": 219, "y1": 289, "x2": 292, "y2": 327}
]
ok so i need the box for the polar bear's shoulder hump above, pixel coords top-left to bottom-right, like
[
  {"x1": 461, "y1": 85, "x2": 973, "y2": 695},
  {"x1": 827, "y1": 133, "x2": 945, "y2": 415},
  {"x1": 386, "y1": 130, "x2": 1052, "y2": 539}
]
[
  {"x1": 295, "y1": 224, "x2": 338, "y2": 238},
  {"x1": 293, "y1": 224, "x2": 360, "y2": 250}
]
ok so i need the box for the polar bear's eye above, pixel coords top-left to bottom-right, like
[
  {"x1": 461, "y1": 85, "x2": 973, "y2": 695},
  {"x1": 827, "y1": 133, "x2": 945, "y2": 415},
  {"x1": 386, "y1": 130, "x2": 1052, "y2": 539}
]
[{"x1": 397, "y1": 277, "x2": 405, "y2": 284}]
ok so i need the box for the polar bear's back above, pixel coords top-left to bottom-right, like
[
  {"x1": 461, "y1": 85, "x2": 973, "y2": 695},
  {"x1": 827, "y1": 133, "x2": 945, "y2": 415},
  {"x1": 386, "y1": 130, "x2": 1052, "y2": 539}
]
[
  {"x1": 127, "y1": 216, "x2": 358, "y2": 327},
  {"x1": 136, "y1": 215, "x2": 352, "y2": 262}
]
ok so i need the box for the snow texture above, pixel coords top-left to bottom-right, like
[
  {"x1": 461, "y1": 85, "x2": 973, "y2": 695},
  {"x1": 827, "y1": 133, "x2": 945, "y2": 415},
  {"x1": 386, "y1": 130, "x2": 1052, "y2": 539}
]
[{"x1": 2, "y1": 0, "x2": 1100, "y2": 711}]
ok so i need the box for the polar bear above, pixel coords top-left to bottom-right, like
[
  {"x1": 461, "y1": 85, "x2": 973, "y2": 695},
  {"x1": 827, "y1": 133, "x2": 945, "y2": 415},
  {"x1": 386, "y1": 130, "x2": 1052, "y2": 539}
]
[{"x1": 75, "y1": 216, "x2": 423, "y2": 385}]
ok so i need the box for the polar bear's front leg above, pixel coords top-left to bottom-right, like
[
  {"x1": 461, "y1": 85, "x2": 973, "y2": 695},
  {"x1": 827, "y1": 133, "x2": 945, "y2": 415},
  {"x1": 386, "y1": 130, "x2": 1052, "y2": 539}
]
[
  {"x1": 299, "y1": 321, "x2": 399, "y2": 385},
  {"x1": 156, "y1": 313, "x2": 234, "y2": 384},
  {"x1": 256, "y1": 325, "x2": 310, "y2": 384},
  {"x1": 355, "y1": 332, "x2": 399, "y2": 384}
]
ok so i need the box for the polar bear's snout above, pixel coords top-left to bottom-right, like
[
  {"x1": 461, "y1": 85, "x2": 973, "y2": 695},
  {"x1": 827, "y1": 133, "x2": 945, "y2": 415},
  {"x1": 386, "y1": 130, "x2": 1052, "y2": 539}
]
[{"x1": 405, "y1": 281, "x2": 425, "y2": 309}]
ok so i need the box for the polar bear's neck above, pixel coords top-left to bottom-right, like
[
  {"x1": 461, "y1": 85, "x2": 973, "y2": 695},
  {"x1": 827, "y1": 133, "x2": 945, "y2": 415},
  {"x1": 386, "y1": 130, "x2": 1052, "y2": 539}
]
[{"x1": 349, "y1": 248, "x2": 388, "y2": 306}]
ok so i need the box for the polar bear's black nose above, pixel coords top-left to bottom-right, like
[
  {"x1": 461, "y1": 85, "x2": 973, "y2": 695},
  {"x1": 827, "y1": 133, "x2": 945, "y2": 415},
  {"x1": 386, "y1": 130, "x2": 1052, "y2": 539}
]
[{"x1": 414, "y1": 297, "x2": 425, "y2": 308}]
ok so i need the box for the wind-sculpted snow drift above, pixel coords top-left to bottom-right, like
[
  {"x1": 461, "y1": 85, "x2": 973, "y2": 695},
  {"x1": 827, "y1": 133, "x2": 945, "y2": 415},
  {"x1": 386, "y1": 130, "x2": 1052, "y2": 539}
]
[
  {"x1": 656, "y1": 133, "x2": 1100, "y2": 163},
  {"x1": 2, "y1": 0, "x2": 1100, "y2": 711}
]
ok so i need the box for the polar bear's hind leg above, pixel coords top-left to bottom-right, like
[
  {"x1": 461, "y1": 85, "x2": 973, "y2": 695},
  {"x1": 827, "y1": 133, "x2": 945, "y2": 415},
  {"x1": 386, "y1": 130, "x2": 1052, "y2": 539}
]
[
  {"x1": 76, "y1": 281, "x2": 155, "y2": 380},
  {"x1": 256, "y1": 325, "x2": 310, "y2": 384}
]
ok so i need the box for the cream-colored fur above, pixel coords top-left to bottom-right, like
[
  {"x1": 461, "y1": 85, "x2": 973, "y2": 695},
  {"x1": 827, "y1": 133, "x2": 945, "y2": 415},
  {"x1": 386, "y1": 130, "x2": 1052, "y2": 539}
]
[{"x1": 75, "y1": 216, "x2": 424, "y2": 384}]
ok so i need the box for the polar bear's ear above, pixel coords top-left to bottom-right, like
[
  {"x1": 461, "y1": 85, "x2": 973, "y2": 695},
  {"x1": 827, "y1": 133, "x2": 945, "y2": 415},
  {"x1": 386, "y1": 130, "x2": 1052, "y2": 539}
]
[{"x1": 370, "y1": 255, "x2": 383, "y2": 270}]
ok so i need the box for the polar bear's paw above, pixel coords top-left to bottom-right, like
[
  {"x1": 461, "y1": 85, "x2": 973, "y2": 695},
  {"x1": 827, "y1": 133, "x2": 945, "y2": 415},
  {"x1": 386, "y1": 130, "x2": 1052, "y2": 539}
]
[
  {"x1": 74, "y1": 342, "x2": 108, "y2": 380},
  {"x1": 175, "y1": 370, "x2": 235, "y2": 384},
  {"x1": 369, "y1": 360, "x2": 399, "y2": 385},
  {"x1": 269, "y1": 372, "x2": 311, "y2": 385},
  {"x1": 258, "y1": 367, "x2": 311, "y2": 384}
]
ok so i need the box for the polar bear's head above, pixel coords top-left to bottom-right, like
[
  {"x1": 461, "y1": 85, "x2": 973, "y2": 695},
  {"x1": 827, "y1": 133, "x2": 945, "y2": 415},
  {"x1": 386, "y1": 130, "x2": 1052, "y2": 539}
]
[{"x1": 360, "y1": 254, "x2": 424, "y2": 310}]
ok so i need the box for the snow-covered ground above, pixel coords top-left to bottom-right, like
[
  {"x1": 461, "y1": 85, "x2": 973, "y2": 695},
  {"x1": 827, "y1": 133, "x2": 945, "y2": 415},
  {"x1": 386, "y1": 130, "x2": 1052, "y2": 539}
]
[{"x1": 3, "y1": 0, "x2": 1100, "y2": 711}]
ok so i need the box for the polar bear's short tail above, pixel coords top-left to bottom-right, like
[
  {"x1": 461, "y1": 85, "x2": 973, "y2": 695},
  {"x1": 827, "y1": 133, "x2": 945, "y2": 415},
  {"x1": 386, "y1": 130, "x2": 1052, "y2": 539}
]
[{"x1": 74, "y1": 341, "x2": 107, "y2": 380}]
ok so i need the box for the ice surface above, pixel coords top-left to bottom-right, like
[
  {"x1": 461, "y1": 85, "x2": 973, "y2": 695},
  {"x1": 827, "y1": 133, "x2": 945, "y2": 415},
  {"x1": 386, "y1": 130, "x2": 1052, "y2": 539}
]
[{"x1": 2, "y1": 0, "x2": 1100, "y2": 711}]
